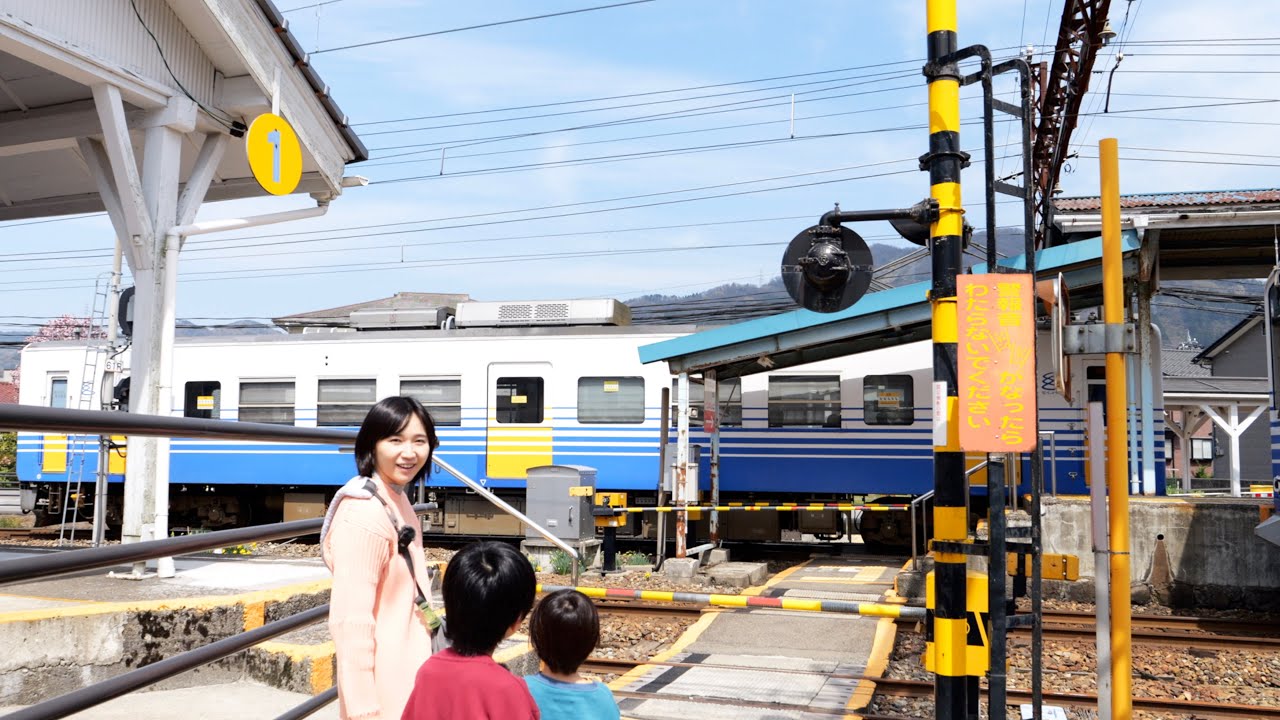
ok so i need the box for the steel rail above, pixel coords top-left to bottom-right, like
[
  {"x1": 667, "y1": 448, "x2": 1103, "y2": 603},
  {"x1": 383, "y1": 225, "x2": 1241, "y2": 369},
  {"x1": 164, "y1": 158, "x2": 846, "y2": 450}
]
[
  {"x1": 2, "y1": 605, "x2": 329, "y2": 720},
  {"x1": 872, "y1": 677, "x2": 1280, "y2": 719},
  {"x1": 0, "y1": 504, "x2": 435, "y2": 587},
  {"x1": 592, "y1": 600, "x2": 704, "y2": 619},
  {"x1": 1021, "y1": 624, "x2": 1280, "y2": 652}
]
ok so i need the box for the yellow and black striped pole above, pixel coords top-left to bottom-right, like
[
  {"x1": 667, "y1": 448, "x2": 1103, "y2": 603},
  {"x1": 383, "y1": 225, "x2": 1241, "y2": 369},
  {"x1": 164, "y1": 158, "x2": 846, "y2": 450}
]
[{"x1": 925, "y1": 1, "x2": 969, "y2": 718}]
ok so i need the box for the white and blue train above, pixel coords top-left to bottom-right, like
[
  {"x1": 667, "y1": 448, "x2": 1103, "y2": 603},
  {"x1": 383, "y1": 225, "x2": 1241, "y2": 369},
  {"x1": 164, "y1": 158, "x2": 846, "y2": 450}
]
[{"x1": 14, "y1": 297, "x2": 1169, "y2": 544}]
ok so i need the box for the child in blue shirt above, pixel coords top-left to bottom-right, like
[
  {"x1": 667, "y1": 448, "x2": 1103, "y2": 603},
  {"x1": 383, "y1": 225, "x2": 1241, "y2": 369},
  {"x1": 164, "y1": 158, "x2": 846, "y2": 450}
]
[{"x1": 525, "y1": 589, "x2": 621, "y2": 720}]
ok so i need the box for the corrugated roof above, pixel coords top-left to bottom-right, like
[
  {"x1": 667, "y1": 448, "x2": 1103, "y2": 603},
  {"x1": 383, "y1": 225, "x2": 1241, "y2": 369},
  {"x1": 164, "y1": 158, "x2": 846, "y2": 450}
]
[
  {"x1": 1161, "y1": 348, "x2": 1210, "y2": 378},
  {"x1": 1164, "y1": 376, "x2": 1270, "y2": 396},
  {"x1": 1055, "y1": 189, "x2": 1280, "y2": 212},
  {"x1": 275, "y1": 292, "x2": 472, "y2": 324}
]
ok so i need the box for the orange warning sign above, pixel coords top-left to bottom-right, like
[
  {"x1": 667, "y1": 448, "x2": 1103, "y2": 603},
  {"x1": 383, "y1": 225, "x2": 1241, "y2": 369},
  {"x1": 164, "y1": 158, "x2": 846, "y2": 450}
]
[{"x1": 957, "y1": 274, "x2": 1037, "y2": 453}]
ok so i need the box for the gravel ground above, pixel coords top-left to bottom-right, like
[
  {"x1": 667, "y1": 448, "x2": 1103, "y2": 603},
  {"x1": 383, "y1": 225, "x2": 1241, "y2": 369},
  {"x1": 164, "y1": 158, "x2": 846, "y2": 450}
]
[{"x1": 869, "y1": 598, "x2": 1280, "y2": 719}]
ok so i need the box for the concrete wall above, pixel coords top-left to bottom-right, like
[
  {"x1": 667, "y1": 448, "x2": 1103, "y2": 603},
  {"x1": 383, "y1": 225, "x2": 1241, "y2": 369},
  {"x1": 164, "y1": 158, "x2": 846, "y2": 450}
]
[
  {"x1": 0, "y1": 583, "x2": 330, "y2": 705},
  {"x1": 1209, "y1": 324, "x2": 1273, "y2": 481},
  {"x1": 1041, "y1": 496, "x2": 1280, "y2": 610}
]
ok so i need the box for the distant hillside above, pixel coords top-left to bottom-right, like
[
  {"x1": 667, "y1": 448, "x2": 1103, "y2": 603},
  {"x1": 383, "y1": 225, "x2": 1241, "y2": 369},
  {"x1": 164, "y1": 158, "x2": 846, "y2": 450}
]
[
  {"x1": 0, "y1": 322, "x2": 284, "y2": 372},
  {"x1": 627, "y1": 230, "x2": 1267, "y2": 348}
]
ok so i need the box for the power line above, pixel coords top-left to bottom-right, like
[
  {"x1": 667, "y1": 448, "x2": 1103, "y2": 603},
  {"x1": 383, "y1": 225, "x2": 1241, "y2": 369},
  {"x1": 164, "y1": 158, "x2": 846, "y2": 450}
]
[
  {"x1": 280, "y1": 0, "x2": 344, "y2": 12},
  {"x1": 311, "y1": 1, "x2": 657, "y2": 55}
]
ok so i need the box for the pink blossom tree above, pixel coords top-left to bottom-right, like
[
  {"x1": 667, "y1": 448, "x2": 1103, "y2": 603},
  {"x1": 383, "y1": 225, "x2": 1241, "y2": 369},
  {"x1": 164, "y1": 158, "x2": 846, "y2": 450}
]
[{"x1": 11, "y1": 316, "x2": 105, "y2": 390}]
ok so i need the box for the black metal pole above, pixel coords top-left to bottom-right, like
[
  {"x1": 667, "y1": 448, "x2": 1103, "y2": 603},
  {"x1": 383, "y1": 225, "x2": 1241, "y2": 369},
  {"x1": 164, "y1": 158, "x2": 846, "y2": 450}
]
[
  {"x1": 0, "y1": 404, "x2": 355, "y2": 445},
  {"x1": 4, "y1": 605, "x2": 329, "y2": 720},
  {"x1": 273, "y1": 687, "x2": 338, "y2": 720},
  {"x1": 0, "y1": 504, "x2": 435, "y2": 587},
  {"x1": 988, "y1": 456, "x2": 1008, "y2": 717},
  {"x1": 602, "y1": 525, "x2": 618, "y2": 573}
]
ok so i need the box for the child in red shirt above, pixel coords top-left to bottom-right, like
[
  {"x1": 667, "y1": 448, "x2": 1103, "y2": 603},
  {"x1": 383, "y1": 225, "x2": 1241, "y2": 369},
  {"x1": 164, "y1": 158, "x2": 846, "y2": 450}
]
[{"x1": 401, "y1": 542, "x2": 539, "y2": 720}]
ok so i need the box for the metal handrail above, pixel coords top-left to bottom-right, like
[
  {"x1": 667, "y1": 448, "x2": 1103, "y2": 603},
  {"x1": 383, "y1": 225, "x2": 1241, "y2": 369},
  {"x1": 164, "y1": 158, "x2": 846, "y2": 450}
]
[
  {"x1": 0, "y1": 504, "x2": 434, "y2": 587},
  {"x1": 3, "y1": 605, "x2": 329, "y2": 720},
  {"x1": 0, "y1": 404, "x2": 582, "y2": 582},
  {"x1": 273, "y1": 688, "x2": 338, "y2": 720},
  {"x1": 909, "y1": 490, "x2": 935, "y2": 572}
]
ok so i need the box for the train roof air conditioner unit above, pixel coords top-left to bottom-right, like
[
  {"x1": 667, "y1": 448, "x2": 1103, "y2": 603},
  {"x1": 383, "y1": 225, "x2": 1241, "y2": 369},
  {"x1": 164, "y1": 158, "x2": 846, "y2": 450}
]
[
  {"x1": 349, "y1": 307, "x2": 454, "y2": 330},
  {"x1": 456, "y1": 299, "x2": 631, "y2": 328}
]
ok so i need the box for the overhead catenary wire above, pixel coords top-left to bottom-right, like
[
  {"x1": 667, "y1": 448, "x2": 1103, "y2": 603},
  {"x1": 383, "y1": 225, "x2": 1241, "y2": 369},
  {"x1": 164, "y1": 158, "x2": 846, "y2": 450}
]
[{"x1": 310, "y1": 1, "x2": 657, "y2": 55}]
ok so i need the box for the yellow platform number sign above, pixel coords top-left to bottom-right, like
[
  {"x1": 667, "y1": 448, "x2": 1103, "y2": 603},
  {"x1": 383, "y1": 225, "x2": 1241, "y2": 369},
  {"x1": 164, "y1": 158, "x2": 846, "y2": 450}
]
[{"x1": 246, "y1": 113, "x2": 302, "y2": 195}]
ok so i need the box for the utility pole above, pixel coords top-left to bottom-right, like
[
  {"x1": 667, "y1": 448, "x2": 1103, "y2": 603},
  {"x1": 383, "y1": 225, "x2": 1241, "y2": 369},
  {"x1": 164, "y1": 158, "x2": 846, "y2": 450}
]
[{"x1": 924, "y1": 1, "x2": 969, "y2": 717}]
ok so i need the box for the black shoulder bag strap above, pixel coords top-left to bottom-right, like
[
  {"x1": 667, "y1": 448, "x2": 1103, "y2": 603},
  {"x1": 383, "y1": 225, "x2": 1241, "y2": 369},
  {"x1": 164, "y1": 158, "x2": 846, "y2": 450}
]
[{"x1": 363, "y1": 480, "x2": 443, "y2": 636}]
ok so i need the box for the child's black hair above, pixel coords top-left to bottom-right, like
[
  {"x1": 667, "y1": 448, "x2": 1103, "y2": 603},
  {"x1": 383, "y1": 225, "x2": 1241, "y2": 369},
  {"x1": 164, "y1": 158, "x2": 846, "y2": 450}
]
[
  {"x1": 529, "y1": 589, "x2": 599, "y2": 675},
  {"x1": 442, "y1": 542, "x2": 536, "y2": 656},
  {"x1": 354, "y1": 396, "x2": 439, "y2": 482}
]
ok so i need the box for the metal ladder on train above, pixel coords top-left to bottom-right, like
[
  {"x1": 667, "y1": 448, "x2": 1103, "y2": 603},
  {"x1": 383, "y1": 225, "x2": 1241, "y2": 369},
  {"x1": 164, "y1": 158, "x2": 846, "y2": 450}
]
[{"x1": 58, "y1": 275, "x2": 112, "y2": 545}]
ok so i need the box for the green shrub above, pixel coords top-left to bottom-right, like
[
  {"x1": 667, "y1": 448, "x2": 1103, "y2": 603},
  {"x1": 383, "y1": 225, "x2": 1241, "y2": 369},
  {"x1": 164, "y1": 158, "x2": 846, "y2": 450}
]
[
  {"x1": 618, "y1": 550, "x2": 650, "y2": 566},
  {"x1": 549, "y1": 549, "x2": 573, "y2": 575}
]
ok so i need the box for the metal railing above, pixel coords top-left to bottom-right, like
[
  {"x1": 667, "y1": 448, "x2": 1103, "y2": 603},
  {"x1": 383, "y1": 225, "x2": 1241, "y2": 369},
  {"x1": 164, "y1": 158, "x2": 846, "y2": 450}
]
[
  {"x1": 1039, "y1": 430, "x2": 1057, "y2": 496},
  {"x1": 909, "y1": 490, "x2": 935, "y2": 572},
  {"x1": 0, "y1": 509, "x2": 414, "y2": 720},
  {"x1": 0, "y1": 404, "x2": 581, "y2": 580},
  {"x1": 0, "y1": 403, "x2": 583, "y2": 719}
]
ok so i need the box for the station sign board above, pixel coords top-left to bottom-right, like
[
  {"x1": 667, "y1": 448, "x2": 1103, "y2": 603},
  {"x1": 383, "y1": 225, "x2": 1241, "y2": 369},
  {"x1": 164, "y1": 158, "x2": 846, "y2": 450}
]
[
  {"x1": 957, "y1": 273, "x2": 1038, "y2": 453},
  {"x1": 246, "y1": 112, "x2": 302, "y2": 195}
]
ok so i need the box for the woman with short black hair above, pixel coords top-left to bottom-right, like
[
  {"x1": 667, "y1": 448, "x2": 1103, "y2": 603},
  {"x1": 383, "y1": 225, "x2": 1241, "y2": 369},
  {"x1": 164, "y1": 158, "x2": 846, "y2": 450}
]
[{"x1": 320, "y1": 396, "x2": 440, "y2": 720}]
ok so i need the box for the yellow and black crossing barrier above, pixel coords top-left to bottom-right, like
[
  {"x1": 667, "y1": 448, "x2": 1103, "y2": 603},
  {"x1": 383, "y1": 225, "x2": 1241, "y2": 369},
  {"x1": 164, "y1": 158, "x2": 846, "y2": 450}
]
[
  {"x1": 537, "y1": 583, "x2": 927, "y2": 621},
  {"x1": 604, "y1": 503, "x2": 910, "y2": 514}
]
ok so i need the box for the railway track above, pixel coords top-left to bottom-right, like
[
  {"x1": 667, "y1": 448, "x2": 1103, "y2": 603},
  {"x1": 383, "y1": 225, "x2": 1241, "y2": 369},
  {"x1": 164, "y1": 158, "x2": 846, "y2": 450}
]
[
  {"x1": 873, "y1": 677, "x2": 1280, "y2": 719},
  {"x1": 593, "y1": 599, "x2": 705, "y2": 619},
  {"x1": 0, "y1": 527, "x2": 31, "y2": 541}
]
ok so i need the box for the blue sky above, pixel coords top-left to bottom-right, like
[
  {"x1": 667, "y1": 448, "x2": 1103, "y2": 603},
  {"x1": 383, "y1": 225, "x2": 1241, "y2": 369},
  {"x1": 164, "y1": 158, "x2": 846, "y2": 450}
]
[{"x1": 5, "y1": 0, "x2": 1278, "y2": 326}]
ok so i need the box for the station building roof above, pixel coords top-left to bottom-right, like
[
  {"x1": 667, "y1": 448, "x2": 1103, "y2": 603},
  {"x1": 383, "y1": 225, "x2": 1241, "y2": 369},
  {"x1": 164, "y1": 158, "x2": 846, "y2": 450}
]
[{"x1": 638, "y1": 231, "x2": 1140, "y2": 379}]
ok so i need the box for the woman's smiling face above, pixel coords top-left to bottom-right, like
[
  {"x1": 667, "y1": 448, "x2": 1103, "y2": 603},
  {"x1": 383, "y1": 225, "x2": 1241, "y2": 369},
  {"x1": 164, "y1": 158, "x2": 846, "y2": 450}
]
[{"x1": 374, "y1": 414, "x2": 431, "y2": 486}]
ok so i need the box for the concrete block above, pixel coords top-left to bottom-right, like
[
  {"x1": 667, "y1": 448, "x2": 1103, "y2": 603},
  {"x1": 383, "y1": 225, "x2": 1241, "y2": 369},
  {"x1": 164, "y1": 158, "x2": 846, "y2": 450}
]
[
  {"x1": 706, "y1": 561, "x2": 768, "y2": 588},
  {"x1": 662, "y1": 557, "x2": 699, "y2": 579},
  {"x1": 894, "y1": 570, "x2": 927, "y2": 601},
  {"x1": 521, "y1": 539, "x2": 600, "y2": 575},
  {"x1": 705, "y1": 548, "x2": 730, "y2": 567}
]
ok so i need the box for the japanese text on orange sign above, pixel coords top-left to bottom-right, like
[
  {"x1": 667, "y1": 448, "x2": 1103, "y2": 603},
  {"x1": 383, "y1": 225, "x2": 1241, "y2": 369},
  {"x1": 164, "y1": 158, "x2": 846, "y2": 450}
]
[{"x1": 957, "y1": 274, "x2": 1037, "y2": 452}]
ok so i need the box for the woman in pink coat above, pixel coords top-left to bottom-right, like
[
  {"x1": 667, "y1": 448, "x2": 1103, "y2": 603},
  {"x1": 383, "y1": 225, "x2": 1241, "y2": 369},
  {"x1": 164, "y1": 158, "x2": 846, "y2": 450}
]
[{"x1": 321, "y1": 396, "x2": 440, "y2": 720}]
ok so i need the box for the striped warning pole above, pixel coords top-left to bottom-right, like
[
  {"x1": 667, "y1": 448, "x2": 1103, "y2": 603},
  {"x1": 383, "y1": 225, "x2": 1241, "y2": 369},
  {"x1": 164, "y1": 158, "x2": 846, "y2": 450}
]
[
  {"x1": 538, "y1": 584, "x2": 927, "y2": 621},
  {"x1": 924, "y1": 1, "x2": 968, "y2": 719}
]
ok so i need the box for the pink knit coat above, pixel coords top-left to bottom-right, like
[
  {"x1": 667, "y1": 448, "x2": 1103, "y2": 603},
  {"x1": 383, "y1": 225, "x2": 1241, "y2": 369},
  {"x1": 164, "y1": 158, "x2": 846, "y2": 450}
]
[{"x1": 323, "y1": 475, "x2": 433, "y2": 720}]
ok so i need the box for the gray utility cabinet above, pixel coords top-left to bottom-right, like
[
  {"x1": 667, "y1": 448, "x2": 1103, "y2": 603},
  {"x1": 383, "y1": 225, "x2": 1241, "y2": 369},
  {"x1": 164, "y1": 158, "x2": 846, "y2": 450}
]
[{"x1": 525, "y1": 465, "x2": 597, "y2": 541}]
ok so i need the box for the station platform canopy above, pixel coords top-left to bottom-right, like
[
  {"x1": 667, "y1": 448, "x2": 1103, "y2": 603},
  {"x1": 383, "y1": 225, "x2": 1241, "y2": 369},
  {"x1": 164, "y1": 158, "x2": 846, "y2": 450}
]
[
  {"x1": 638, "y1": 231, "x2": 1139, "y2": 379},
  {"x1": 0, "y1": 0, "x2": 365, "y2": 222}
]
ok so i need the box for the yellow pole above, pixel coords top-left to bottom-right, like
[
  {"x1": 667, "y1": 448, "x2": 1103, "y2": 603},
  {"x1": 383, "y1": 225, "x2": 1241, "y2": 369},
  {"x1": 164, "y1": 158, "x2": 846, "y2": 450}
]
[
  {"x1": 924, "y1": 2, "x2": 967, "y2": 719},
  {"x1": 1099, "y1": 137, "x2": 1132, "y2": 719}
]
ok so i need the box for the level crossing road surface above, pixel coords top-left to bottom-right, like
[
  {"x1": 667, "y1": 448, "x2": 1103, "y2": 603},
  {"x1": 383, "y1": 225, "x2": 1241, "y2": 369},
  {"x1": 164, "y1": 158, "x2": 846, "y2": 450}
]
[
  {"x1": 611, "y1": 552, "x2": 906, "y2": 720},
  {"x1": 0, "y1": 547, "x2": 330, "y2": 613}
]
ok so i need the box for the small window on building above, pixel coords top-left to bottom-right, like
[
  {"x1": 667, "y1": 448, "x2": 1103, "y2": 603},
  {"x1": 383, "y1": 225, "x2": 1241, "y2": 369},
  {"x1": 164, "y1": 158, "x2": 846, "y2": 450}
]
[
  {"x1": 48, "y1": 376, "x2": 68, "y2": 408},
  {"x1": 578, "y1": 377, "x2": 645, "y2": 424},
  {"x1": 1191, "y1": 437, "x2": 1214, "y2": 461},
  {"x1": 184, "y1": 381, "x2": 221, "y2": 420},
  {"x1": 401, "y1": 378, "x2": 462, "y2": 426},
  {"x1": 768, "y1": 375, "x2": 841, "y2": 428},
  {"x1": 863, "y1": 375, "x2": 914, "y2": 426},
  {"x1": 1164, "y1": 437, "x2": 1173, "y2": 460},
  {"x1": 670, "y1": 377, "x2": 743, "y2": 427},
  {"x1": 496, "y1": 377, "x2": 544, "y2": 424},
  {"x1": 318, "y1": 379, "x2": 377, "y2": 427},
  {"x1": 239, "y1": 381, "x2": 296, "y2": 425}
]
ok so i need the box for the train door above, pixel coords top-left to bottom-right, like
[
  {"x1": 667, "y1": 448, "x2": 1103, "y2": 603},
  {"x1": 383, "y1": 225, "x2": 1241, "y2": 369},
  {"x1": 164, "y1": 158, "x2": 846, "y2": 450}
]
[
  {"x1": 486, "y1": 362, "x2": 552, "y2": 479},
  {"x1": 42, "y1": 374, "x2": 69, "y2": 473}
]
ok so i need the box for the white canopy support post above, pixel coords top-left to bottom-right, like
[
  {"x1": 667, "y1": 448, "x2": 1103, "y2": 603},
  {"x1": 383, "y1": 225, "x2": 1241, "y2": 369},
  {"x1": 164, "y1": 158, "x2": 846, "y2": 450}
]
[
  {"x1": 90, "y1": 83, "x2": 151, "y2": 271},
  {"x1": 1201, "y1": 403, "x2": 1269, "y2": 497},
  {"x1": 176, "y1": 133, "x2": 229, "y2": 231},
  {"x1": 75, "y1": 137, "x2": 129, "y2": 244}
]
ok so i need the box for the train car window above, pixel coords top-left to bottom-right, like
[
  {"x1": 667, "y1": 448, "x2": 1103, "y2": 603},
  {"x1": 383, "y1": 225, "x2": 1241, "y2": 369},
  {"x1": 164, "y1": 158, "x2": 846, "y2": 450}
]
[
  {"x1": 401, "y1": 378, "x2": 462, "y2": 426},
  {"x1": 239, "y1": 381, "x2": 296, "y2": 425},
  {"x1": 48, "y1": 376, "x2": 68, "y2": 408},
  {"x1": 184, "y1": 381, "x2": 221, "y2": 419},
  {"x1": 318, "y1": 379, "x2": 377, "y2": 427},
  {"x1": 1085, "y1": 365, "x2": 1107, "y2": 422},
  {"x1": 669, "y1": 377, "x2": 742, "y2": 427},
  {"x1": 768, "y1": 375, "x2": 841, "y2": 428},
  {"x1": 496, "y1": 377, "x2": 544, "y2": 424},
  {"x1": 863, "y1": 375, "x2": 914, "y2": 426},
  {"x1": 578, "y1": 377, "x2": 645, "y2": 424}
]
